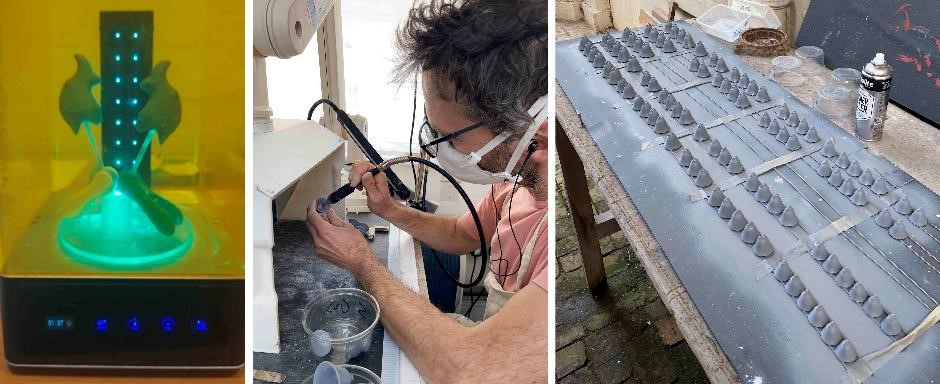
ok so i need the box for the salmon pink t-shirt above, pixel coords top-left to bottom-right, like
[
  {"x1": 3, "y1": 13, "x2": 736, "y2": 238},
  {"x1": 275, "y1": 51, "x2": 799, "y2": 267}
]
[{"x1": 457, "y1": 182, "x2": 548, "y2": 292}]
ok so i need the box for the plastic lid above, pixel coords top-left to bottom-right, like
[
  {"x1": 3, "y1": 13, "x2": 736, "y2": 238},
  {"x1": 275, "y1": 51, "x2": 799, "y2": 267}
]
[
  {"x1": 728, "y1": 0, "x2": 781, "y2": 29},
  {"x1": 873, "y1": 53, "x2": 886, "y2": 65}
]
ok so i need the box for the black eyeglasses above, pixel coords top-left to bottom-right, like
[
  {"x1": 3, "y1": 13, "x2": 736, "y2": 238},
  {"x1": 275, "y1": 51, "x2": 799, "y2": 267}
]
[{"x1": 418, "y1": 117, "x2": 486, "y2": 158}]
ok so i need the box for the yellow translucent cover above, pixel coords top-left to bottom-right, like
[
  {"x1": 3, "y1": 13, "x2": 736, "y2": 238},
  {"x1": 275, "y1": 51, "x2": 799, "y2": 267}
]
[{"x1": 0, "y1": 0, "x2": 244, "y2": 278}]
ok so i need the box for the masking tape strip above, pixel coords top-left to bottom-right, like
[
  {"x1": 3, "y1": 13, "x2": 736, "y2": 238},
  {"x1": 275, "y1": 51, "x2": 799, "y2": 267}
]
[
  {"x1": 690, "y1": 143, "x2": 820, "y2": 202},
  {"x1": 840, "y1": 305, "x2": 940, "y2": 384},
  {"x1": 702, "y1": 99, "x2": 785, "y2": 129}
]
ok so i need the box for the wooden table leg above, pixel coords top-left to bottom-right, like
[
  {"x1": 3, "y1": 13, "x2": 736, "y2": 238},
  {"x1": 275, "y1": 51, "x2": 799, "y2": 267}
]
[{"x1": 557, "y1": 120, "x2": 608, "y2": 291}]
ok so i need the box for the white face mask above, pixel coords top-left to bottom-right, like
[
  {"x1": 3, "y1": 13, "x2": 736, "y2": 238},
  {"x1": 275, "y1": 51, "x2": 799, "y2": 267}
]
[{"x1": 435, "y1": 95, "x2": 548, "y2": 185}]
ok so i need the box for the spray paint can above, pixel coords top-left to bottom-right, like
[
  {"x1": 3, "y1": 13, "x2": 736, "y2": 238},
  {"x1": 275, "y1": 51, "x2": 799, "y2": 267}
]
[{"x1": 855, "y1": 53, "x2": 892, "y2": 141}]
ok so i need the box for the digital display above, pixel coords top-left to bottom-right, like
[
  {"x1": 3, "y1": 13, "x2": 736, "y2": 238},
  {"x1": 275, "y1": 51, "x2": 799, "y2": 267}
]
[{"x1": 45, "y1": 316, "x2": 75, "y2": 331}]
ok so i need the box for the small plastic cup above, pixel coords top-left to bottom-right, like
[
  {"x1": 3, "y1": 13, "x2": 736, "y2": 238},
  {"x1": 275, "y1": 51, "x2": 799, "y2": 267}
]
[
  {"x1": 303, "y1": 364, "x2": 383, "y2": 384},
  {"x1": 313, "y1": 361, "x2": 353, "y2": 384},
  {"x1": 303, "y1": 288, "x2": 380, "y2": 364},
  {"x1": 770, "y1": 55, "x2": 804, "y2": 86},
  {"x1": 831, "y1": 68, "x2": 861, "y2": 88},
  {"x1": 795, "y1": 46, "x2": 825, "y2": 75},
  {"x1": 815, "y1": 84, "x2": 856, "y2": 118}
]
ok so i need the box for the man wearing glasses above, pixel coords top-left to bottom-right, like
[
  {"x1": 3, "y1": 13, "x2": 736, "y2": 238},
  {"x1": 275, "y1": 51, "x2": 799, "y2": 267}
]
[{"x1": 305, "y1": 0, "x2": 548, "y2": 382}]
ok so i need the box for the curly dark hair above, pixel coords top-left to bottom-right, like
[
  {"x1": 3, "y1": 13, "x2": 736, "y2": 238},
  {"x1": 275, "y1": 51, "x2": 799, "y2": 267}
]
[{"x1": 395, "y1": 0, "x2": 548, "y2": 136}]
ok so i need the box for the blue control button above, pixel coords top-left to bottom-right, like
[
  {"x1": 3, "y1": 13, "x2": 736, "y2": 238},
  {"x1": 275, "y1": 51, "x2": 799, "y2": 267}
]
[
  {"x1": 160, "y1": 317, "x2": 176, "y2": 333},
  {"x1": 95, "y1": 318, "x2": 109, "y2": 333},
  {"x1": 127, "y1": 316, "x2": 141, "y2": 333},
  {"x1": 193, "y1": 319, "x2": 208, "y2": 333}
]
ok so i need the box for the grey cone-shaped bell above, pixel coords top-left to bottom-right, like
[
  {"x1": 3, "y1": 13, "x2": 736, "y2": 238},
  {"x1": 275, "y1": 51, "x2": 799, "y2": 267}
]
[
  {"x1": 639, "y1": 43, "x2": 655, "y2": 58},
  {"x1": 848, "y1": 283, "x2": 869, "y2": 303},
  {"x1": 728, "y1": 210, "x2": 747, "y2": 232},
  {"x1": 708, "y1": 140, "x2": 723, "y2": 157},
  {"x1": 729, "y1": 68, "x2": 741, "y2": 83},
  {"x1": 727, "y1": 87, "x2": 740, "y2": 102},
  {"x1": 625, "y1": 34, "x2": 637, "y2": 48},
  {"x1": 602, "y1": 62, "x2": 616, "y2": 78},
  {"x1": 745, "y1": 173, "x2": 761, "y2": 192},
  {"x1": 654, "y1": 117, "x2": 670, "y2": 134},
  {"x1": 822, "y1": 254, "x2": 842, "y2": 274},
  {"x1": 679, "y1": 149, "x2": 694, "y2": 167},
  {"x1": 670, "y1": 104, "x2": 684, "y2": 118},
  {"x1": 850, "y1": 188, "x2": 869, "y2": 206},
  {"x1": 779, "y1": 206, "x2": 798, "y2": 227},
  {"x1": 622, "y1": 83, "x2": 637, "y2": 99},
  {"x1": 858, "y1": 169, "x2": 876, "y2": 186},
  {"x1": 839, "y1": 179, "x2": 856, "y2": 196},
  {"x1": 881, "y1": 313, "x2": 902, "y2": 336},
  {"x1": 821, "y1": 322, "x2": 844, "y2": 346},
  {"x1": 875, "y1": 208, "x2": 894, "y2": 228},
  {"x1": 649, "y1": 28, "x2": 659, "y2": 42},
  {"x1": 817, "y1": 159, "x2": 833, "y2": 177},
  {"x1": 676, "y1": 28, "x2": 686, "y2": 40},
  {"x1": 911, "y1": 207, "x2": 928, "y2": 227},
  {"x1": 655, "y1": 35, "x2": 666, "y2": 49},
  {"x1": 745, "y1": 80, "x2": 759, "y2": 96},
  {"x1": 711, "y1": 72, "x2": 725, "y2": 87},
  {"x1": 657, "y1": 89, "x2": 669, "y2": 103},
  {"x1": 716, "y1": 59, "x2": 729, "y2": 73},
  {"x1": 836, "y1": 152, "x2": 850, "y2": 169},
  {"x1": 785, "y1": 135, "x2": 802, "y2": 151},
  {"x1": 835, "y1": 340, "x2": 858, "y2": 363},
  {"x1": 717, "y1": 148, "x2": 732, "y2": 166},
  {"x1": 796, "y1": 119, "x2": 810, "y2": 135},
  {"x1": 618, "y1": 46, "x2": 631, "y2": 62},
  {"x1": 727, "y1": 156, "x2": 744, "y2": 174},
  {"x1": 647, "y1": 78, "x2": 662, "y2": 92},
  {"x1": 626, "y1": 56, "x2": 642, "y2": 72},
  {"x1": 683, "y1": 35, "x2": 695, "y2": 49},
  {"x1": 662, "y1": 38, "x2": 676, "y2": 53},
  {"x1": 642, "y1": 24, "x2": 652, "y2": 38},
  {"x1": 719, "y1": 79, "x2": 732, "y2": 94},
  {"x1": 587, "y1": 46, "x2": 598, "y2": 61},
  {"x1": 718, "y1": 198, "x2": 736, "y2": 219},
  {"x1": 693, "y1": 124, "x2": 710, "y2": 141},
  {"x1": 755, "y1": 183, "x2": 772, "y2": 203},
  {"x1": 756, "y1": 86, "x2": 771, "y2": 102},
  {"x1": 804, "y1": 127, "x2": 820, "y2": 143},
  {"x1": 872, "y1": 177, "x2": 891, "y2": 195},
  {"x1": 741, "y1": 222, "x2": 760, "y2": 244},
  {"x1": 835, "y1": 268, "x2": 855, "y2": 288},
  {"x1": 707, "y1": 187, "x2": 725, "y2": 207},
  {"x1": 633, "y1": 36, "x2": 644, "y2": 51},
  {"x1": 777, "y1": 104, "x2": 791, "y2": 120},
  {"x1": 608, "y1": 69, "x2": 622, "y2": 85},
  {"x1": 639, "y1": 101, "x2": 652, "y2": 118},
  {"x1": 808, "y1": 305, "x2": 829, "y2": 327},
  {"x1": 775, "y1": 127, "x2": 789, "y2": 143},
  {"x1": 664, "y1": 132, "x2": 681, "y2": 150},
  {"x1": 752, "y1": 234, "x2": 774, "y2": 257},
  {"x1": 640, "y1": 71, "x2": 652, "y2": 86},
  {"x1": 696, "y1": 64, "x2": 711, "y2": 78},
  {"x1": 592, "y1": 52, "x2": 605, "y2": 68},
  {"x1": 758, "y1": 112, "x2": 771, "y2": 128},
  {"x1": 766, "y1": 194, "x2": 785, "y2": 214},
  {"x1": 738, "y1": 72, "x2": 750, "y2": 88},
  {"x1": 621, "y1": 28, "x2": 634, "y2": 41},
  {"x1": 694, "y1": 169, "x2": 712, "y2": 187},
  {"x1": 863, "y1": 296, "x2": 884, "y2": 318},
  {"x1": 616, "y1": 79, "x2": 628, "y2": 93},
  {"x1": 687, "y1": 159, "x2": 702, "y2": 177},
  {"x1": 665, "y1": 94, "x2": 677, "y2": 108},
  {"x1": 786, "y1": 111, "x2": 801, "y2": 127},
  {"x1": 889, "y1": 221, "x2": 908, "y2": 240},
  {"x1": 810, "y1": 243, "x2": 830, "y2": 261},
  {"x1": 827, "y1": 170, "x2": 845, "y2": 187},
  {"x1": 895, "y1": 196, "x2": 914, "y2": 215},
  {"x1": 796, "y1": 290, "x2": 817, "y2": 312},
  {"x1": 822, "y1": 138, "x2": 838, "y2": 157},
  {"x1": 773, "y1": 260, "x2": 793, "y2": 282},
  {"x1": 646, "y1": 110, "x2": 660, "y2": 126},
  {"x1": 707, "y1": 52, "x2": 719, "y2": 67},
  {"x1": 784, "y1": 275, "x2": 803, "y2": 296},
  {"x1": 735, "y1": 92, "x2": 751, "y2": 109},
  {"x1": 768, "y1": 120, "x2": 781, "y2": 135},
  {"x1": 579, "y1": 36, "x2": 592, "y2": 51},
  {"x1": 632, "y1": 97, "x2": 645, "y2": 111},
  {"x1": 693, "y1": 41, "x2": 708, "y2": 57},
  {"x1": 679, "y1": 109, "x2": 696, "y2": 125}
]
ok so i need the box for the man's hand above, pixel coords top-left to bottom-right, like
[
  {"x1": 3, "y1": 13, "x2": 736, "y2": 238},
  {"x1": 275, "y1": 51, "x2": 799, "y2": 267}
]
[
  {"x1": 305, "y1": 206, "x2": 376, "y2": 274},
  {"x1": 348, "y1": 161, "x2": 397, "y2": 217}
]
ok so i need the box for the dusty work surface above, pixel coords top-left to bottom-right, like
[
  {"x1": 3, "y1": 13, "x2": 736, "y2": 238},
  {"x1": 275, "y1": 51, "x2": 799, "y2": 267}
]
[
  {"x1": 253, "y1": 214, "x2": 388, "y2": 384},
  {"x1": 558, "y1": 20, "x2": 940, "y2": 383}
]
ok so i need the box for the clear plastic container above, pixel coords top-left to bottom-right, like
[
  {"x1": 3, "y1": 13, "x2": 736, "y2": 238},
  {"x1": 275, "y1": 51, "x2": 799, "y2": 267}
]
[
  {"x1": 698, "y1": 0, "x2": 781, "y2": 42},
  {"x1": 303, "y1": 288, "x2": 381, "y2": 364},
  {"x1": 302, "y1": 364, "x2": 383, "y2": 384},
  {"x1": 770, "y1": 55, "x2": 805, "y2": 86},
  {"x1": 831, "y1": 68, "x2": 861, "y2": 87},
  {"x1": 795, "y1": 46, "x2": 825, "y2": 75},
  {"x1": 815, "y1": 84, "x2": 856, "y2": 118}
]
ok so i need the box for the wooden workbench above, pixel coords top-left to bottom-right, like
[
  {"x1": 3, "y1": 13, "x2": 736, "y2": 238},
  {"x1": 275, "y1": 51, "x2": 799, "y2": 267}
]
[
  {"x1": 0, "y1": 314, "x2": 244, "y2": 383},
  {"x1": 556, "y1": 21, "x2": 940, "y2": 383}
]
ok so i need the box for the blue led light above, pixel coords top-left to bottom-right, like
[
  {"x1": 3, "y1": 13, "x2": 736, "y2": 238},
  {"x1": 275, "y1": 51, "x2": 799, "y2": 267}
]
[
  {"x1": 160, "y1": 317, "x2": 176, "y2": 333},
  {"x1": 115, "y1": 98, "x2": 121, "y2": 105},
  {"x1": 115, "y1": 119, "x2": 122, "y2": 126},
  {"x1": 114, "y1": 32, "x2": 121, "y2": 39},
  {"x1": 114, "y1": 54, "x2": 121, "y2": 62},
  {"x1": 115, "y1": 76, "x2": 121, "y2": 84},
  {"x1": 95, "y1": 318, "x2": 109, "y2": 332},
  {"x1": 132, "y1": 139, "x2": 138, "y2": 146},
  {"x1": 132, "y1": 119, "x2": 138, "y2": 126},
  {"x1": 115, "y1": 159, "x2": 122, "y2": 167},
  {"x1": 116, "y1": 139, "x2": 122, "y2": 146},
  {"x1": 130, "y1": 98, "x2": 139, "y2": 106},
  {"x1": 193, "y1": 319, "x2": 208, "y2": 333},
  {"x1": 132, "y1": 54, "x2": 139, "y2": 62},
  {"x1": 132, "y1": 32, "x2": 139, "y2": 39},
  {"x1": 132, "y1": 76, "x2": 139, "y2": 83},
  {"x1": 127, "y1": 316, "x2": 141, "y2": 333}
]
